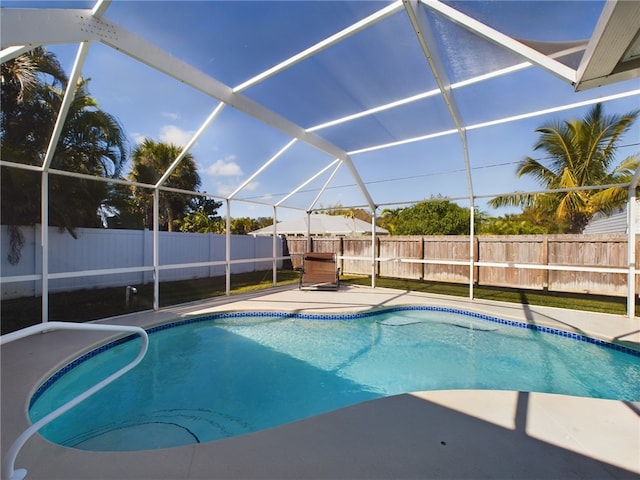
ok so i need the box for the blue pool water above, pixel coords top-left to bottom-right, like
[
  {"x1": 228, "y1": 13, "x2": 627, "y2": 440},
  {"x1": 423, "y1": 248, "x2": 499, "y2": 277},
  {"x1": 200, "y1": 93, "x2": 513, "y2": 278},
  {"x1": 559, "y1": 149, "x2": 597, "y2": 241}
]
[{"x1": 30, "y1": 307, "x2": 640, "y2": 451}]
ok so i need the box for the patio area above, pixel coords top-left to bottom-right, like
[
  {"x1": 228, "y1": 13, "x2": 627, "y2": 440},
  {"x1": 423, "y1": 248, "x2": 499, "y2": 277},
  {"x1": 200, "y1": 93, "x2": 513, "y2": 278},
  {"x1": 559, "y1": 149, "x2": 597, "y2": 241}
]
[
  {"x1": 2, "y1": 285, "x2": 639, "y2": 479},
  {"x1": 3, "y1": 1, "x2": 640, "y2": 477}
]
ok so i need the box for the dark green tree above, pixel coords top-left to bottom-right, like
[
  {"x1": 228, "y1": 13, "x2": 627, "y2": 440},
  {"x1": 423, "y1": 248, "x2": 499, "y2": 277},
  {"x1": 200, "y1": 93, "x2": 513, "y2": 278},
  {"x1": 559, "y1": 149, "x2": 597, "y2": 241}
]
[
  {"x1": 49, "y1": 78, "x2": 127, "y2": 230},
  {"x1": 102, "y1": 182, "x2": 146, "y2": 229},
  {"x1": 230, "y1": 217, "x2": 258, "y2": 235},
  {"x1": 2, "y1": 48, "x2": 66, "y2": 227},
  {"x1": 179, "y1": 196, "x2": 223, "y2": 233},
  {"x1": 386, "y1": 198, "x2": 475, "y2": 235}
]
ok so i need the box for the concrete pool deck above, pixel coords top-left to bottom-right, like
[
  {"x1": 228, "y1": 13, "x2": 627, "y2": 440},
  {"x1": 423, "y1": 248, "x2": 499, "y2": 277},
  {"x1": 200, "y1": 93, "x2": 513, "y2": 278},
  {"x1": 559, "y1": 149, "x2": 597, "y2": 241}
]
[{"x1": 2, "y1": 285, "x2": 639, "y2": 479}]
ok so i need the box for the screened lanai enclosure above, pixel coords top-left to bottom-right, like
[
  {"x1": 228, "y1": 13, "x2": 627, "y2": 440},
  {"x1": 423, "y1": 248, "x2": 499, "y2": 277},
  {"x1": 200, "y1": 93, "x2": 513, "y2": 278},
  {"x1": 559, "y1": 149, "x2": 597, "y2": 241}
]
[{"x1": 1, "y1": 0, "x2": 640, "y2": 321}]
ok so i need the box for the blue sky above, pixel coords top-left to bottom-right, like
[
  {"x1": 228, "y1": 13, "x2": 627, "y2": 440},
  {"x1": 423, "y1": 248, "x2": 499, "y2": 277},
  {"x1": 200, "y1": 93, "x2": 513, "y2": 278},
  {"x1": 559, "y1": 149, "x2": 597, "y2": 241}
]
[{"x1": 6, "y1": 0, "x2": 640, "y2": 220}]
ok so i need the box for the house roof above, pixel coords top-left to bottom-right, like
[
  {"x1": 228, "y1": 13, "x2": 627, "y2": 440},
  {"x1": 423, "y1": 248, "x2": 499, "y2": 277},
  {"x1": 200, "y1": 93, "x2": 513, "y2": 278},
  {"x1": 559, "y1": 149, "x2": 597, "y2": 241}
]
[{"x1": 250, "y1": 214, "x2": 388, "y2": 236}]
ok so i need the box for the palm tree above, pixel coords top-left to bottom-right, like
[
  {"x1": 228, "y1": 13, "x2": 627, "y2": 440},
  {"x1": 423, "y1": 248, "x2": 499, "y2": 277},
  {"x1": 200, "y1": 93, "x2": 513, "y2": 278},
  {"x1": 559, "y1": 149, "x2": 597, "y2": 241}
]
[
  {"x1": 1, "y1": 46, "x2": 66, "y2": 111},
  {"x1": 489, "y1": 104, "x2": 639, "y2": 233},
  {"x1": 57, "y1": 78, "x2": 127, "y2": 177},
  {"x1": 379, "y1": 207, "x2": 401, "y2": 235},
  {"x1": 49, "y1": 78, "x2": 128, "y2": 230},
  {"x1": 129, "y1": 139, "x2": 201, "y2": 231},
  {"x1": 1, "y1": 49, "x2": 127, "y2": 233}
]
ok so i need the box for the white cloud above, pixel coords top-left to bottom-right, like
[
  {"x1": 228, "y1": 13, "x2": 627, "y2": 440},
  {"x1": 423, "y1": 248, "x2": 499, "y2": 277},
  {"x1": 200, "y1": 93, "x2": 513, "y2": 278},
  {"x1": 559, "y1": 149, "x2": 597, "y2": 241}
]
[
  {"x1": 159, "y1": 125, "x2": 194, "y2": 147},
  {"x1": 205, "y1": 156, "x2": 243, "y2": 176},
  {"x1": 131, "y1": 132, "x2": 146, "y2": 145},
  {"x1": 214, "y1": 180, "x2": 259, "y2": 197},
  {"x1": 130, "y1": 125, "x2": 193, "y2": 147},
  {"x1": 214, "y1": 183, "x2": 234, "y2": 197},
  {"x1": 162, "y1": 112, "x2": 179, "y2": 121}
]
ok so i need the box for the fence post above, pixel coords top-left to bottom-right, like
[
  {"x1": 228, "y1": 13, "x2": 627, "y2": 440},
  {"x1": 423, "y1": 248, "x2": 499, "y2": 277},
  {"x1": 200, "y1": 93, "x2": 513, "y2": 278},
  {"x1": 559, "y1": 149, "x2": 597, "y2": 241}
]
[
  {"x1": 34, "y1": 225, "x2": 42, "y2": 297},
  {"x1": 542, "y1": 235, "x2": 549, "y2": 289},
  {"x1": 225, "y1": 200, "x2": 231, "y2": 295},
  {"x1": 419, "y1": 236, "x2": 425, "y2": 280},
  {"x1": 209, "y1": 232, "x2": 215, "y2": 278},
  {"x1": 473, "y1": 236, "x2": 479, "y2": 287},
  {"x1": 41, "y1": 173, "x2": 49, "y2": 323},
  {"x1": 142, "y1": 229, "x2": 152, "y2": 284},
  {"x1": 152, "y1": 191, "x2": 159, "y2": 311},
  {"x1": 627, "y1": 197, "x2": 637, "y2": 318},
  {"x1": 272, "y1": 207, "x2": 277, "y2": 286},
  {"x1": 376, "y1": 235, "x2": 380, "y2": 278}
]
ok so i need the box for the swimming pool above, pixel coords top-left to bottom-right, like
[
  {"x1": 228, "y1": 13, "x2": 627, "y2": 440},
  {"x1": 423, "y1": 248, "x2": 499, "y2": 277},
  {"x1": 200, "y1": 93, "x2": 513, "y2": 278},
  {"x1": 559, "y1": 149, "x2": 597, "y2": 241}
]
[{"x1": 29, "y1": 306, "x2": 640, "y2": 451}]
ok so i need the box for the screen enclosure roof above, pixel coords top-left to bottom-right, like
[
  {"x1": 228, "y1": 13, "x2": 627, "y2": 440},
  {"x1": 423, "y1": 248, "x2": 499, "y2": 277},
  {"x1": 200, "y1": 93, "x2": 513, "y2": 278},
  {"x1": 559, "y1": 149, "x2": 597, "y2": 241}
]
[{"x1": 1, "y1": 0, "x2": 640, "y2": 218}]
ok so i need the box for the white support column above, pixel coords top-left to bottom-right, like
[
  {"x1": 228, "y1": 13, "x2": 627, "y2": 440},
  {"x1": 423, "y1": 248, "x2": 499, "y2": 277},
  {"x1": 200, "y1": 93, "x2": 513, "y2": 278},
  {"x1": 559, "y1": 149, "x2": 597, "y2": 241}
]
[
  {"x1": 153, "y1": 190, "x2": 159, "y2": 310},
  {"x1": 627, "y1": 167, "x2": 640, "y2": 319},
  {"x1": 226, "y1": 200, "x2": 231, "y2": 296},
  {"x1": 38, "y1": 41, "x2": 90, "y2": 323},
  {"x1": 404, "y1": 0, "x2": 476, "y2": 295},
  {"x1": 272, "y1": 206, "x2": 278, "y2": 286},
  {"x1": 627, "y1": 195, "x2": 637, "y2": 318},
  {"x1": 40, "y1": 173, "x2": 49, "y2": 323},
  {"x1": 306, "y1": 211, "x2": 312, "y2": 252},
  {"x1": 469, "y1": 203, "x2": 475, "y2": 300},
  {"x1": 371, "y1": 210, "x2": 377, "y2": 288}
]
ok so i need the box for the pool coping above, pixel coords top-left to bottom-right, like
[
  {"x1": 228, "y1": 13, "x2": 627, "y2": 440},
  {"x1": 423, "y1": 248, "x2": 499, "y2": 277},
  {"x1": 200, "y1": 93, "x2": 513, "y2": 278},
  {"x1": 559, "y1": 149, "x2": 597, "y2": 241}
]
[{"x1": 2, "y1": 284, "x2": 639, "y2": 479}]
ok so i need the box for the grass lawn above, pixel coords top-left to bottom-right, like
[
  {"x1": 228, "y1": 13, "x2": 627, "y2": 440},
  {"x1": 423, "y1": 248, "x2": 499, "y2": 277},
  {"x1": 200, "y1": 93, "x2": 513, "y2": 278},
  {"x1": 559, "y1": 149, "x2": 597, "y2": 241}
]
[
  {"x1": 1, "y1": 270, "x2": 633, "y2": 334},
  {"x1": 343, "y1": 275, "x2": 633, "y2": 315},
  {"x1": 1, "y1": 270, "x2": 299, "y2": 334}
]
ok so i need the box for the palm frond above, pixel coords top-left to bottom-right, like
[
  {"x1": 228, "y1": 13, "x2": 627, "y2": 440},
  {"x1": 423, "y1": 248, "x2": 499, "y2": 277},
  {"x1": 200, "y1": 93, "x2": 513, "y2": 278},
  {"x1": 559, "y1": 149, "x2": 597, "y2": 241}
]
[
  {"x1": 556, "y1": 190, "x2": 588, "y2": 221},
  {"x1": 516, "y1": 157, "x2": 557, "y2": 187},
  {"x1": 533, "y1": 124, "x2": 574, "y2": 171},
  {"x1": 609, "y1": 154, "x2": 639, "y2": 179},
  {"x1": 487, "y1": 192, "x2": 536, "y2": 209},
  {"x1": 590, "y1": 187, "x2": 628, "y2": 215}
]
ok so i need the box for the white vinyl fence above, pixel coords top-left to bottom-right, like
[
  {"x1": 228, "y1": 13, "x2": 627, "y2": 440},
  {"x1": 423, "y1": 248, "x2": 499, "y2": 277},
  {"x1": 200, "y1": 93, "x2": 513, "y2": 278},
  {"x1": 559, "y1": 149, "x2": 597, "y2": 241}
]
[{"x1": 1, "y1": 226, "x2": 282, "y2": 299}]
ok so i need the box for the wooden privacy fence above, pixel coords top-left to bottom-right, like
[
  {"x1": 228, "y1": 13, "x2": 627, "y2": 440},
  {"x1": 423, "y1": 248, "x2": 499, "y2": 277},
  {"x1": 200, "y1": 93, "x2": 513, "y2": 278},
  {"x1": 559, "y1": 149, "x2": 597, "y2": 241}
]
[{"x1": 285, "y1": 234, "x2": 638, "y2": 297}]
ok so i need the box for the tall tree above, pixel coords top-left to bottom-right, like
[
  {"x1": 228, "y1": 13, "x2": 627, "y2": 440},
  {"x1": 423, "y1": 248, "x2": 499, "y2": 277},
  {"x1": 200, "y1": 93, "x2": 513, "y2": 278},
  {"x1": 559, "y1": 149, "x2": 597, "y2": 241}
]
[
  {"x1": 230, "y1": 217, "x2": 258, "y2": 235},
  {"x1": 1, "y1": 48, "x2": 66, "y2": 227},
  {"x1": 379, "y1": 208, "x2": 401, "y2": 235},
  {"x1": 179, "y1": 196, "x2": 223, "y2": 233},
  {"x1": 1, "y1": 48, "x2": 127, "y2": 234},
  {"x1": 1, "y1": 46, "x2": 66, "y2": 119},
  {"x1": 49, "y1": 78, "x2": 128, "y2": 230},
  {"x1": 489, "y1": 104, "x2": 639, "y2": 233},
  {"x1": 129, "y1": 139, "x2": 201, "y2": 231}
]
